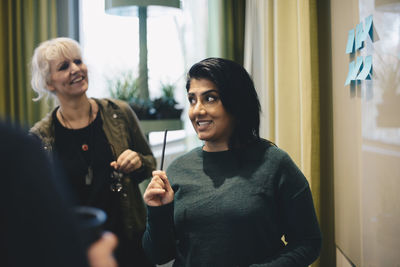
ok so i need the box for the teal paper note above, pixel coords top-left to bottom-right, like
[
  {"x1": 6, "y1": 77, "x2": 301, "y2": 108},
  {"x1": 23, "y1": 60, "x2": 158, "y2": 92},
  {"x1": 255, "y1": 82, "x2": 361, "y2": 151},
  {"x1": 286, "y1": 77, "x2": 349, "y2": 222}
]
[
  {"x1": 357, "y1": 55, "x2": 372, "y2": 80},
  {"x1": 345, "y1": 61, "x2": 355, "y2": 86},
  {"x1": 346, "y1": 29, "x2": 355, "y2": 54},
  {"x1": 364, "y1": 15, "x2": 373, "y2": 41},
  {"x1": 355, "y1": 22, "x2": 364, "y2": 50},
  {"x1": 353, "y1": 56, "x2": 364, "y2": 79}
]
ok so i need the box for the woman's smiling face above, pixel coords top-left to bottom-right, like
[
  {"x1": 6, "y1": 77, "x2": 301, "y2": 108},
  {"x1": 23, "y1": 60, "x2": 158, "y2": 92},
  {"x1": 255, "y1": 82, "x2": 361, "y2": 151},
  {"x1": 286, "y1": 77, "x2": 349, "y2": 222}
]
[
  {"x1": 47, "y1": 53, "x2": 89, "y2": 99},
  {"x1": 187, "y1": 78, "x2": 235, "y2": 152}
]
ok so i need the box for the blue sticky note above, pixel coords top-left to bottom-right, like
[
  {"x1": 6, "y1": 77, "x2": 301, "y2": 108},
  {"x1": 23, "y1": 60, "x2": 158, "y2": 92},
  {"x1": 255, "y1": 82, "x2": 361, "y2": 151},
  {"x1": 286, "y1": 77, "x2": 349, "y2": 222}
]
[
  {"x1": 353, "y1": 56, "x2": 364, "y2": 79},
  {"x1": 357, "y1": 55, "x2": 372, "y2": 80},
  {"x1": 355, "y1": 22, "x2": 364, "y2": 50},
  {"x1": 345, "y1": 61, "x2": 355, "y2": 86},
  {"x1": 346, "y1": 29, "x2": 355, "y2": 54},
  {"x1": 364, "y1": 15, "x2": 373, "y2": 41}
]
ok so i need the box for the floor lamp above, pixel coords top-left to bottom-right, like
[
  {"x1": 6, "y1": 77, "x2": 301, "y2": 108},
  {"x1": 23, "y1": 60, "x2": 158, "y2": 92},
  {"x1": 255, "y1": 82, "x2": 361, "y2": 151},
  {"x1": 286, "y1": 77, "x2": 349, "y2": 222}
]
[{"x1": 105, "y1": 0, "x2": 181, "y2": 100}]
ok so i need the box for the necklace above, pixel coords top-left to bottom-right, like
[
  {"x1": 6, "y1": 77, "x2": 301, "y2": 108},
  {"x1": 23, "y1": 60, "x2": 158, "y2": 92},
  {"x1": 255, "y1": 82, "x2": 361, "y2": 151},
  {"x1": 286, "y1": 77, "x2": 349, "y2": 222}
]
[
  {"x1": 59, "y1": 101, "x2": 94, "y2": 186},
  {"x1": 59, "y1": 101, "x2": 93, "y2": 152}
]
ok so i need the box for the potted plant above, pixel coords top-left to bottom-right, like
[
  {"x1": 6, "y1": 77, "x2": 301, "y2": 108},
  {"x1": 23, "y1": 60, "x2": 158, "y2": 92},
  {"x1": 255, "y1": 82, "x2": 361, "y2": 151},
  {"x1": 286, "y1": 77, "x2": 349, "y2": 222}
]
[
  {"x1": 108, "y1": 71, "x2": 138, "y2": 102},
  {"x1": 138, "y1": 81, "x2": 183, "y2": 134},
  {"x1": 152, "y1": 82, "x2": 183, "y2": 119},
  {"x1": 108, "y1": 72, "x2": 183, "y2": 134}
]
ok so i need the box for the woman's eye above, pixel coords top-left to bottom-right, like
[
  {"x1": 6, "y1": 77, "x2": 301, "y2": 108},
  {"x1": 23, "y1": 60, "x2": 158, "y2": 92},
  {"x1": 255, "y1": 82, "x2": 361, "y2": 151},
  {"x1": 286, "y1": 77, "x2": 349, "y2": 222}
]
[
  {"x1": 188, "y1": 97, "x2": 196, "y2": 105},
  {"x1": 58, "y1": 62, "x2": 69, "y2": 71},
  {"x1": 206, "y1": 95, "x2": 216, "y2": 102},
  {"x1": 74, "y1": 59, "x2": 82, "y2": 65}
]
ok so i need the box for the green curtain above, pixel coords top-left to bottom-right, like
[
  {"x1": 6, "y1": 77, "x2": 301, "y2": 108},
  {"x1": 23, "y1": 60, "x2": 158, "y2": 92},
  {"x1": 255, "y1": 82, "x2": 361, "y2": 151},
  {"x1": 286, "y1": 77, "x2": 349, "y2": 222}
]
[
  {"x1": 0, "y1": 0, "x2": 57, "y2": 127},
  {"x1": 315, "y1": 0, "x2": 335, "y2": 265},
  {"x1": 207, "y1": 0, "x2": 246, "y2": 65}
]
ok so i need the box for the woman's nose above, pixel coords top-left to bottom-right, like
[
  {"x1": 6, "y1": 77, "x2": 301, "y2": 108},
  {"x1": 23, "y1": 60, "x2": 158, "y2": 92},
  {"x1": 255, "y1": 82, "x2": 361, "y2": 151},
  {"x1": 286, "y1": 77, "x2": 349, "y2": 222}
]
[
  {"x1": 193, "y1": 101, "x2": 206, "y2": 115},
  {"x1": 70, "y1": 62, "x2": 80, "y2": 74}
]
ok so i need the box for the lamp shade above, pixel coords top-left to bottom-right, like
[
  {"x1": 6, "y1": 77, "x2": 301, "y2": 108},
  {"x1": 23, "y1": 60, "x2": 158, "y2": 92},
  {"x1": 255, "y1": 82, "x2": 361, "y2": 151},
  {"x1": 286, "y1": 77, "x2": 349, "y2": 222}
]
[{"x1": 105, "y1": 0, "x2": 181, "y2": 16}]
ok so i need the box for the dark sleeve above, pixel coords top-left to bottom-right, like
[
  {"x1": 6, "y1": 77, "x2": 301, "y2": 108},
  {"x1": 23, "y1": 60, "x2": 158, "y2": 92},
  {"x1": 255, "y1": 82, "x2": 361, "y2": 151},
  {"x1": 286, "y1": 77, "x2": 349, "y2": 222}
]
[
  {"x1": 252, "y1": 154, "x2": 322, "y2": 267},
  {"x1": 121, "y1": 101, "x2": 156, "y2": 182},
  {"x1": 142, "y1": 202, "x2": 176, "y2": 264},
  {"x1": 0, "y1": 124, "x2": 89, "y2": 267}
]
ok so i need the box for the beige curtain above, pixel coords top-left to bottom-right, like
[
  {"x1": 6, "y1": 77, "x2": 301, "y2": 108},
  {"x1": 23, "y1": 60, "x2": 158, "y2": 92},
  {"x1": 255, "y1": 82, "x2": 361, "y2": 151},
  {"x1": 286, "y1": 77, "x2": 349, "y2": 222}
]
[
  {"x1": 0, "y1": 0, "x2": 57, "y2": 127},
  {"x1": 244, "y1": 0, "x2": 333, "y2": 266}
]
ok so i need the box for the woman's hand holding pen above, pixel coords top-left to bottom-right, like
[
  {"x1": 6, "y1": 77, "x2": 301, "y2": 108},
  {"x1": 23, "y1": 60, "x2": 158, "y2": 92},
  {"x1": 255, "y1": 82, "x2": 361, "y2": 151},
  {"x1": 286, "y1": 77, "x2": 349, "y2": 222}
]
[
  {"x1": 110, "y1": 149, "x2": 142, "y2": 174},
  {"x1": 143, "y1": 170, "x2": 174, "y2": 206}
]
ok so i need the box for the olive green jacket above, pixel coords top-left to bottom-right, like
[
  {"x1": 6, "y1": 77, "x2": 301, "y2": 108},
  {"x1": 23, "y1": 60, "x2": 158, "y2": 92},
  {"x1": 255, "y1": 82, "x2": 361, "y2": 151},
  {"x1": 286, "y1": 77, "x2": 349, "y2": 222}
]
[{"x1": 30, "y1": 98, "x2": 156, "y2": 239}]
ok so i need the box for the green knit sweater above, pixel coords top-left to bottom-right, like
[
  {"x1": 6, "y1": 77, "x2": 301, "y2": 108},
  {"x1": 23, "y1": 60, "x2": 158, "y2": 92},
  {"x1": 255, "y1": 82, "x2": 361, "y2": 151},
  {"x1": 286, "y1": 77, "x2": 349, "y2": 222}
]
[{"x1": 143, "y1": 139, "x2": 321, "y2": 266}]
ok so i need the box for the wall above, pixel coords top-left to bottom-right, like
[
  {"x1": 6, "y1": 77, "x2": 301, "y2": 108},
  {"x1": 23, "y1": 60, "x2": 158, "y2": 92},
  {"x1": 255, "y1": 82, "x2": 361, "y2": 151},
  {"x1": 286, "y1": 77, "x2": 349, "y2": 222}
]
[
  {"x1": 330, "y1": 0, "x2": 362, "y2": 265},
  {"x1": 330, "y1": 0, "x2": 400, "y2": 266}
]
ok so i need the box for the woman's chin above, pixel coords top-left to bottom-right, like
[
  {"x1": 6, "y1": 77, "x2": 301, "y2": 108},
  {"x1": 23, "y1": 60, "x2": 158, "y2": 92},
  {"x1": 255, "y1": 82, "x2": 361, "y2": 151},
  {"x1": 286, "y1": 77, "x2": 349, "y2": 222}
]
[{"x1": 197, "y1": 132, "x2": 210, "y2": 141}]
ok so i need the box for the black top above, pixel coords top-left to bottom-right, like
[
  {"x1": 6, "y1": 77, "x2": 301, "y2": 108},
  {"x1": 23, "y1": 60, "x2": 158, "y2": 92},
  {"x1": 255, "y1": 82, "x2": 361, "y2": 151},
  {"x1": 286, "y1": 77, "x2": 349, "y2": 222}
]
[
  {"x1": 53, "y1": 110, "x2": 122, "y2": 233},
  {"x1": 143, "y1": 139, "x2": 322, "y2": 266}
]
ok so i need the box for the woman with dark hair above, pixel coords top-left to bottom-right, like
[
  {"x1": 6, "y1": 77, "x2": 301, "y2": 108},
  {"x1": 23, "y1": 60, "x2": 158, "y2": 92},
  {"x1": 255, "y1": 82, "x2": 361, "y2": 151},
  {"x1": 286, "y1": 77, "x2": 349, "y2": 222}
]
[
  {"x1": 142, "y1": 58, "x2": 322, "y2": 266},
  {"x1": 184, "y1": 57, "x2": 261, "y2": 148}
]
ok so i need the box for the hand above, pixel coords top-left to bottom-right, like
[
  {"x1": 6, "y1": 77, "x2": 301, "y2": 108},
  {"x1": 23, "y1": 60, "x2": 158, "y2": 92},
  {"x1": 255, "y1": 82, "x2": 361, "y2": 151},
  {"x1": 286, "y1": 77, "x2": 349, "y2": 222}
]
[
  {"x1": 87, "y1": 232, "x2": 118, "y2": 267},
  {"x1": 143, "y1": 170, "x2": 174, "y2": 206},
  {"x1": 110, "y1": 149, "x2": 142, "y2": 174}
]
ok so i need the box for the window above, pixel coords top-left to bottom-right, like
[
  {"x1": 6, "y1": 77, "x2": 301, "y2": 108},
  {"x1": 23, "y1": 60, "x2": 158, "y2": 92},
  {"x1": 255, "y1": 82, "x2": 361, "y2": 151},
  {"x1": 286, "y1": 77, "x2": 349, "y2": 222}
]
[{"x1": 79, "y1": 0, "x2": 207, "y2": 153}]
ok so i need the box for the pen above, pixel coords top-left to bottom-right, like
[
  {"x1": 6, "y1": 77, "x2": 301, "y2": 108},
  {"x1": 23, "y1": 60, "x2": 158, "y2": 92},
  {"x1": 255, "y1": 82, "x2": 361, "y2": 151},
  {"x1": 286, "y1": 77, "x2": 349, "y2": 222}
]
[{"x1": 160, "y1": 129, "x2": 168, "y2": 170}]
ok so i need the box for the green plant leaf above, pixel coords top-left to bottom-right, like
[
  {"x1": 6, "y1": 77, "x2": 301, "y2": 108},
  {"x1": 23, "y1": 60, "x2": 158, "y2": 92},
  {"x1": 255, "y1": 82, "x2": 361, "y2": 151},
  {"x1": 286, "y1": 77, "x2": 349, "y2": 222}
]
[{"x1": 107, "y1": 71, "x2": 139, "y2": 102}]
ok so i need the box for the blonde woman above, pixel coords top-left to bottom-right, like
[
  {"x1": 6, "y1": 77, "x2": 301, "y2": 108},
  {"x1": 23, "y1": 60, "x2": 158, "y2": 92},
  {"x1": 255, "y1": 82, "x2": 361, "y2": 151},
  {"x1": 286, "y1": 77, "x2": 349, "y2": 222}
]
[{"x1": 30, "y1": 37, "x2": 156, "y2": 267}]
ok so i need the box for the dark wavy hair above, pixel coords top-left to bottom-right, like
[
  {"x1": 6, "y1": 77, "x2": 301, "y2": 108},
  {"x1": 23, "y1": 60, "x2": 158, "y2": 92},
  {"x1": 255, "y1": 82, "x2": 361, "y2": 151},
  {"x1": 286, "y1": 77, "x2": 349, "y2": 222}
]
[{"x1": 186, "y1": 58, "x2": 261, "y2": 148}]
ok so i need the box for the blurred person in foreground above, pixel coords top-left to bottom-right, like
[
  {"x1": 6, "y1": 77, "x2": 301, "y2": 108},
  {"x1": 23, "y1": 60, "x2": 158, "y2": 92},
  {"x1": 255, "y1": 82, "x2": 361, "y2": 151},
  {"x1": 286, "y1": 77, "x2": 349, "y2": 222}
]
[
  {"x1": 142, "y1": 58, "x2": 322, "y2": 266},
  {"x1": 0, "y1": 121, "x2": 118, "y2": 267},
  {"x1": 29, "y1": 37, "x2": 156, "y2": 267}
]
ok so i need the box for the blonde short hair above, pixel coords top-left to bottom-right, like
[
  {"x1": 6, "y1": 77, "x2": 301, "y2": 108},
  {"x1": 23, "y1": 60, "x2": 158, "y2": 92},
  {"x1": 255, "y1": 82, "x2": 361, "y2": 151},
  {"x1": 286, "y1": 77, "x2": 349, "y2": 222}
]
[{"x1": 30, "y1": 37, "x2": 82, "y2": 101}]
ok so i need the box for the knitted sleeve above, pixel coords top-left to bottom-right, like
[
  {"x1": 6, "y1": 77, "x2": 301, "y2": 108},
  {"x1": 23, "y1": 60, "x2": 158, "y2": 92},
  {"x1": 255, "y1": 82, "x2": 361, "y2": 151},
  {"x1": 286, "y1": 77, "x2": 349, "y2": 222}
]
[
  {"x1": 251, "y1": 152, "x2": 322, "y2": 267},
  {"x1": 142, "y1": 203, "x2": 176, "y2": 265}
]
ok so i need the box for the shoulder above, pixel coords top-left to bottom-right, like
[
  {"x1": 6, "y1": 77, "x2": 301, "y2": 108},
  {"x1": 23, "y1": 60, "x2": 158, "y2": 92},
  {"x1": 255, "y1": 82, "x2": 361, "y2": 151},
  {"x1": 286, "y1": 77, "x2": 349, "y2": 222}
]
[
  {"x1": 247, "y1": 139, "x2": 307, "y2": 184},
  {"x1": 170, "y1": 146, "x2": 202, "y2": 164},
  {"x1": 29, "y1": 109, "x2": 56, "y2": 139},
  {"x1": 263, "y1": 144, "x2": 309, "y2": 194},
  {"x1": 244, "y1": 139, "x2": 288, "y2": 162},
  {"x1": 95, "y1": 98, "x2": 137, "y2": 122},
  {"x1": 251, "y1": 140, "x2": 302, "y2": 175},
  {"x1": 95, "y1": 98, "x2": 130, "y2": 112},
  {"x1": 265, "y1": 145, "x2": 299, "y2": 171},
  {"x1": 264, "y1": 142, "x2": 291, "y2": 163},
  {"x1": 167, "y1": 146, "x2": 202, "y2": 172}
]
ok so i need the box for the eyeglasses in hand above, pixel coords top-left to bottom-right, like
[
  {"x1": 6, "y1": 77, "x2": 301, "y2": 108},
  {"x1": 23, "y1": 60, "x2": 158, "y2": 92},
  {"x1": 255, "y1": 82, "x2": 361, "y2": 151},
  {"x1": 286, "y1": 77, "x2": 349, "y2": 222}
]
[
  {"x1": 110, "y1": 170, "x2": 123, "y2": 192},
  {"x1": 109, "y1": 143, "x2": 123, "y2": 192}
]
